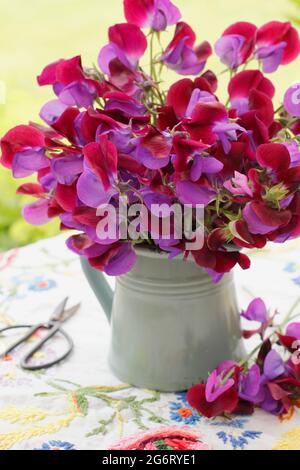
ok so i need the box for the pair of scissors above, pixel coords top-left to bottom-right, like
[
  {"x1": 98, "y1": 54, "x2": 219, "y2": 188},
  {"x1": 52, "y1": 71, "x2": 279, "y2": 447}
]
[{"x1": 0, "y1": 298, "x2": 80, "y2": 371}]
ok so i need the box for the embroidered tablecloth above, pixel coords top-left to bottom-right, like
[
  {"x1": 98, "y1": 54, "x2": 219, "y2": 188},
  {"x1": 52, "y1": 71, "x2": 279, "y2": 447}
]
[{"x1": 0, "y1": 234, "x2": 300, "y2": 451}]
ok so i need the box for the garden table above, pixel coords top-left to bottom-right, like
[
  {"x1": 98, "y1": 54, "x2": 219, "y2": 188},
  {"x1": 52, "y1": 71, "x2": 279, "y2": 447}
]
[{"x1": 0, "y1": 234, "x2": 299, "y2": 451}]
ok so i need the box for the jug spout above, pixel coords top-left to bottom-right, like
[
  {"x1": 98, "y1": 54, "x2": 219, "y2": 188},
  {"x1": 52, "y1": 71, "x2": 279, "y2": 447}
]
[{"x1": 80, "y1": 257, "x2": 113, "y2": 322}]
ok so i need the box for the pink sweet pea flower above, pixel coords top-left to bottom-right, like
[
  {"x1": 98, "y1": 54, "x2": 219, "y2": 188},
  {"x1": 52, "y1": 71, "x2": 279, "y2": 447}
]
[
  {"x1": 98, "y1": 23, "x2": 147, "y2": 74},
  {"x1": 215, "y1": 22, "x2": 257, "y2": 69},
  {"x1": 224, "y1": 171, "x2": 254, "y2": 197},
  {"x1": 256, "y1": 21, "x2": 300, "y2": 73},
  {"x1": 161, "y1": 22, "x2": 212, "y2": 76},
  {"x1": 124, "y1": 0, "x2": 181, "y2": 31}
]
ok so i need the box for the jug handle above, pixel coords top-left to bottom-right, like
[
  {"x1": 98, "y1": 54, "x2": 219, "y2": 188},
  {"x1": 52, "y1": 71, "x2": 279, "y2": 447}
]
[{"x1": 80, "y1": 257, "x2": 113, "y2": 323}]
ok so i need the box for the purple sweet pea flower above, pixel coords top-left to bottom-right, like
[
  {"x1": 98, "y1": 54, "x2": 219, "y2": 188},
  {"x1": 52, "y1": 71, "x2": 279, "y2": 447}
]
[
  {"x1": 256, "y1": 42, "x2": 286, "y2": 74},
  {"x1": 176, "y1": 181, "x2": 216, "y2": 207},
  {"x1": 66, "y1": 236, "x2": 111, "y2": 258},
  {"x1": 40, "y1": 100, "x2": 68, "y2": 125},
  {"x1": 242, "y1": 203, "x2": 278, "y2": 235},
  {"x1": 241, "y1": 298, "x2": 268, "y2": 323},
  {"x1": 263, "y1": 350, "x2": 285, "y2": 381},
  {"x1": 283, "y1": 83, "x2": 300, "y2": 118},
  {"x1": 190, "y1": 155, "x2": 223, "y2": 182},
  {"x1": 213, "y1": 121, "x2": 245, "y2": 154},
  {"x1": 161, "y1": 22, "x2": 211, "y2": 76},
  {"x1": 104, "y1": 242, "x2": 137, "y2": 276},
  {"x1": 215, "y1": 34, "x2": 245, "y2": 69},
  {"x1": 59, "y1": 81, "x2": 97, "y2": 109},
  {"x1": 12, "y1": 147, "x2": 49, "y2": 179},
  {"x1": 284, "y1": 141, "x2": 300, "y2": 167},
  {"x1": 162, "y1": 38, "x2": 208, "y2": 76},
  {"x1": 239, "y1": 364, "x2": 264, "y2": 403},
  {"x1": 185, "y1": 89, "x2": 217, "y2": 118},
  {"x1": 77, "y1": 170, "x2": 117, "y2": 208},
  {"x1": 51, "y1": 155, "x2": 83, "y2": 185}
]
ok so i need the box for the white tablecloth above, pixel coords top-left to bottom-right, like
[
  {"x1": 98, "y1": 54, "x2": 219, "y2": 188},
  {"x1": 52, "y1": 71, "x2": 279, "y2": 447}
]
[{"x1": 0, "y1": 235, "x2": 300, "y2": 450}]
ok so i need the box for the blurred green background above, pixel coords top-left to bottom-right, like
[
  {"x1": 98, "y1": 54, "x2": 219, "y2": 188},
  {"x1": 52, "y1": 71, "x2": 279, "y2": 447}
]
[{"x1": 0, "y1": 0, "x2": 300, "y2": 251}]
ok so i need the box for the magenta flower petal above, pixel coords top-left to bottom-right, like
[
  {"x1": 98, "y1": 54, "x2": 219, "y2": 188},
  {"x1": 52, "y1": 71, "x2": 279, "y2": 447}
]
[
  {"x1": 77, "y1": 171, "x2": 115, "y2": 208},
  {"x1": 124, "y1": 0, "x2": 181, "y2": 31},
  {"x1": 241, "y1": 298, "x2": 268, "y2": 323},
  {"x1": 286, "y1": 322, "x2": 300, "y2": 340},
  {"x1": 205, "y1": 369, "x2": 235, "y2": 403},
  {"x1": 256, "y1": 42, "x2": 286, "y2": 74},
  {"x1": 104, "y1": 242, "x2": 137, "y2": 276},
  {"x1": 256, "y1": 21, "x2": 300, "y2": 67},
  {"x1": 215, "y1": 34, "x2": 245, "y2": 69},
  {"x1": 109, "y1": 23, "x2": 147, "y2": 68},
  {"x1": 22, "y1": 199, "x2": 50, "y2": 226},
  {"x1": 176, "y1": 181, "x2": 216, "y2": 206},
  {"x1": 239, "y1": 364, "x2": 263, "y2": 403},
  {"x1": 98, "y1": 44, "x2": 118, "y2": 74},
  {"x1": 264, "y1": 350, "x2": 285, "y2": 380},
  {"x1": 59, "y1": 81, "x2": 97, "y2": 108},
  {"x1": 40, "y1": 99, "x2": 68, "y2": 125},
  {"x1": 217, "y1": 22, "x2": 257, "y2": 67},
  {"x1": 12, "y1": 148, "x2": 49, "y2": 178},
  {"x1": 243, "y1": 202, "x2": 291, "y2": 235},
  {"x1": 51, "y1": 155, "x2": 83, "y2": 185}
]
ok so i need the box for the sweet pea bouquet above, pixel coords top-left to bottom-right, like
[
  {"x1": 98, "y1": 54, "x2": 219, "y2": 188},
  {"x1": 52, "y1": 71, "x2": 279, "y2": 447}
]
[
  {"x1": 2, "y1": 0, "x2": 300, "y2": 280},
  {"x1": 188, "y1": 298, "x2": 300, "y2": 419}
]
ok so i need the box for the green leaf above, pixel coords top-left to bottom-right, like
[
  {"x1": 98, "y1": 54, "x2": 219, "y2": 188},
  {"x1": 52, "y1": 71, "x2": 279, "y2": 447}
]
[{"x1": 73, "y1": 393, "x2": 89, "y2": 416}]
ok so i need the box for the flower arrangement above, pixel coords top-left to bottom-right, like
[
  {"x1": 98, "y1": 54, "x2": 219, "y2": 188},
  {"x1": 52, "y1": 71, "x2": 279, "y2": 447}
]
[
  {"x1": 188, "y1": 298, "x2": 300, "y2": 419},
  {"x1": 1, "y1": 0, "x2": 300, "y2": 280}
]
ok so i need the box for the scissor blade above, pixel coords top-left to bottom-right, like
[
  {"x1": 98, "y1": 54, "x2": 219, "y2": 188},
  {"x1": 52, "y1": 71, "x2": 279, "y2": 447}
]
[
  {"x1": 60, "y1": 303, "x2": 81, "y2": 323},
  {"x1": 50, "y1": 297, "x2": 69, "y2": 322}
]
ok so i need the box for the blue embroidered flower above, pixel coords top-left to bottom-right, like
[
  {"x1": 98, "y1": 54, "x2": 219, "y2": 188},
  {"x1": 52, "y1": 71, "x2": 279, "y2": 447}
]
[
  {"x1": 210, "y1": 418, "x2": 248, "y2": 429},
  {"x1": 169, "y1": 392, "x2": 201, "y2": 425},
  {"x1": 217, "y1": 430, "x2": 262, "y2": 450},
  {"x1": 284, "y1": 262, "x2": 298, "y2": 273},
  {"x1": 35, "y1": 440, "x2": 76, "y2": 451},
  {"x1": 292, "y1": 276, "x2": 300, "y2": 287},
  {"x1": 28, "y1": 277, "x2": 57, "y2": 292}
]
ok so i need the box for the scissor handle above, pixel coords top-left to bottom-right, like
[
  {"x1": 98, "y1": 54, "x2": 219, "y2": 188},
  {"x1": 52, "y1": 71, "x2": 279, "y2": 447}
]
[
  {"x1": 0, "y1": 324, "x2": 38, "y2": 358},
  {"x1": 20, "y1": 323, "x2": 74, "y2": 371}
]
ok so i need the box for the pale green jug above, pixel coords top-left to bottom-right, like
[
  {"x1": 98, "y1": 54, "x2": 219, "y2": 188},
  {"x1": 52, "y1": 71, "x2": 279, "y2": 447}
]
[{"x1": 81, "y1": 247, "x2": 245, "y2": 392}]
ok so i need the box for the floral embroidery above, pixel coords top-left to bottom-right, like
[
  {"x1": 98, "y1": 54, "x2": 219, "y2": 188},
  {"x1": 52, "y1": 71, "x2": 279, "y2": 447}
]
[
  {"x1": 217, "y1": 430, "x2": 262, "y2": 450},
  {"x1": 109, "y1": 426, "x2": 211, "y2": 450},
  {"x1": 274, "y1": 426, "x2": 300, "y2": 450},
  {"x1": 0, "y1": 250, "x2": 18, "y2": 272},
  {"x1": 28, "y1": 277, "x2": 57, "y2": 292},
  {"x1": 169, "y1": 393, "x2": 201, "y2": 425},
  {"x1": 284, "y1": 262, "x2": 298, "y2": 274},
  {"x1": 35, "y1": 440, "x2": 76, "y2": 450},
  {"x1": 292, "y1": 277, "x2": 300, "y2": 287}
]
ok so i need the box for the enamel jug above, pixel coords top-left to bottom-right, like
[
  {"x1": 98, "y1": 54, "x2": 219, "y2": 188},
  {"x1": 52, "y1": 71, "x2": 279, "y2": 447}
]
[{"x1": 81, "y1": 247, "x2": 245, "y2": 392}]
